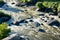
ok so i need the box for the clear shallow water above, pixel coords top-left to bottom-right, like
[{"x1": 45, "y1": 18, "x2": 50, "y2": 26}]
[
  {"x1": 1, "y1": 4, "x2": 24, "y2": 13},
  {"x1": 6, "y1": 17, "x2": 14, "y2": 24}
]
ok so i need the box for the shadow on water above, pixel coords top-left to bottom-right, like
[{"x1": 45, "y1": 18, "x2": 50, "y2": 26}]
[
  {"x1": 15, "y1": 19, "x2": 28, "y2": 26},
  {"x1": 1, "y1": 4, "x2": 24, "y2": 13},
  {"x1": 6, "y1": 17, "x2": 14, "y2": 24}
]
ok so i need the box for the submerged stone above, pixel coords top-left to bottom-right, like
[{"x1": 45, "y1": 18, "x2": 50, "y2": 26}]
[{"x1": 38, "y1": 29, "x2": 45, "y2": 32}]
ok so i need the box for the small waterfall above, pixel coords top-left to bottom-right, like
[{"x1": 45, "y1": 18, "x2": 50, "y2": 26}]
[
  {"x1": 3, "y1": 0, "x2": 19, "y2": 4},
  {"x1": 3, "y1": 0, "x2": 19, "y2": 7},
  {"x1": 4, "y1": 0, "x2": 11, "y2": 3}
]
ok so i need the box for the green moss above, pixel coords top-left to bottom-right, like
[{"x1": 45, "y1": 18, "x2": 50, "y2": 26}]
[
  {"x1": 36, "y1": 2, "x2": 45, "y2": 9},
  {"x1": 57, "y1": 3, "x2": 60, "y2": 12},
  {"x1": 36, "y1": 1, "x2": 59, "y2": 15},
  {"x1": 0, "y1": 23, "x2": 11, "y2": 40},
  {"x1": 20, "y1": 0, "x2": 31, "y2": 3},
  {"x1": 42, "y1": 2, "x2": 57, "y2": 8}
]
